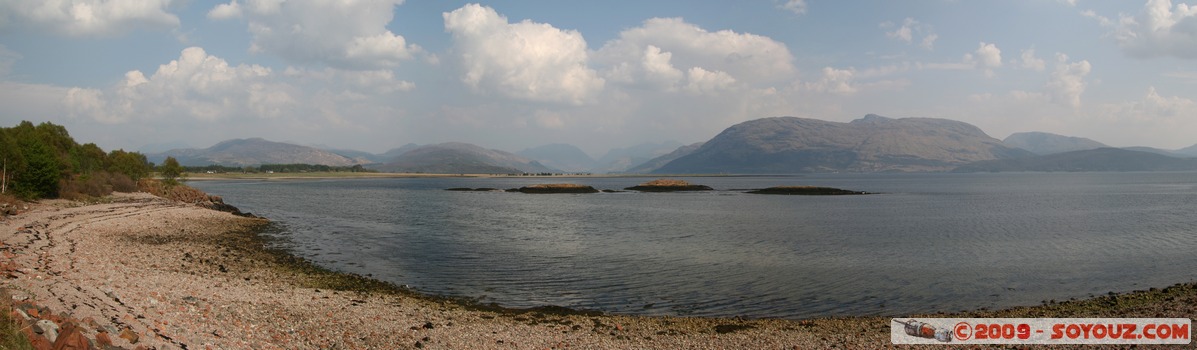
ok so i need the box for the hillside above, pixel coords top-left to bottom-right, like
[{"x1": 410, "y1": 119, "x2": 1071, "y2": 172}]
[
  {"x1": 952, "y1": 148, "x2": 1197, "y2": 172},
  {"x1": 592, "y1": 141, "x2": 683, "y2": 173},
  {"x1": 375, "y1": 142, "x2": 558, "y2": 174},
  {"x1": 1003, "y1": 132, "x2": 1108, "y2": 155},
  {"x1": 653, "y1": 115, "x2": 1031, "y2": 174},
  {"x1": 517, "y1": 144, "x2": 597, "y2": 172},
  {"x1": 625, "y1": 142, "x2": 704, "y2": 173},
  {"x1": 149, "y1": 138, "x2": 365, "y2": 167}
]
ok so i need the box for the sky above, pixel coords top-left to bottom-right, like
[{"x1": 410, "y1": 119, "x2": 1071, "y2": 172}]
[{"x1": 1, "y1": 0, "x2": 1196, "y2": 156}]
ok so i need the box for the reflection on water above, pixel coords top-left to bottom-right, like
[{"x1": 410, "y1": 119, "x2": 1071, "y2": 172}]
[{"x1": 193, "y1": 172, "x2": 1197, "y2": 319}]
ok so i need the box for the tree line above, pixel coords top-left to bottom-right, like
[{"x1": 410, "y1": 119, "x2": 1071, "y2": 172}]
[
  {"x1": 186, "y1": 164, "x2": 374, "y2": 173},
  {"x1": 0, "y1": 121, "x2": 167, "y2": 200}
]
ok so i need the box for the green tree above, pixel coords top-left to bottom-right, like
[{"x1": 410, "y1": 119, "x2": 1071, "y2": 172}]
[
  {"x1": 159, "y1": 156, "x2": 185, "y2": 186},
  {"x1": 107, "y1": 149, "x2": 151, "y2": 180},
  {"x1": 15, "y1": 138, "x2": 60, "y2": 198}
]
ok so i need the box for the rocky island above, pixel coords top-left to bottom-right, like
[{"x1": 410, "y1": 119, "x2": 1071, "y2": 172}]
[
  {"x1": 746, "y1": 186, "x2": 870, "y2": 195},
  {"x1": 508, "y1": 184, "x2": 600, "y2": 194},
  {"x1": 624, "y1": 179, "x2": 713, "y2": 192}
]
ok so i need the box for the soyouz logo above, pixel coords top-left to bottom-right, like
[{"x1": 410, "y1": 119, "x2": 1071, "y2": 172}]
[{"x1": 891, "y1": 318, "x2": 1192, "y2": 345}]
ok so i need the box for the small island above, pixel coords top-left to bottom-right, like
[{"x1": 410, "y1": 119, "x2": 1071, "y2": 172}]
[
  {"x1": 508, "y1": 183, "x2": 600, "y2": 194},
  {"x1": 746, "y1": 186, "x2": 870, "y2": 195},
  {"x1": 445, "y1": 187, "x2": 500, "y2": 191},
  {"x1": 624, "y1": 179, "x2": 714, "y2": 192}
]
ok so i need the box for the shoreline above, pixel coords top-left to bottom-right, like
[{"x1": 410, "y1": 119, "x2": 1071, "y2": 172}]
[{"x1": 2, "y1": 193, "x2": 1194, "y2": 348}]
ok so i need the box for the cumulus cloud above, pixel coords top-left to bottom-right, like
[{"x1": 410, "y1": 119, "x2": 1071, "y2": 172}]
[
  {"x1": 65, "y1": 47, "x2": 286, "y2": 123},
  {"x1": 963, "y1": 42, "x2": 1003, "y2": 77},
  {"x1": 1018, "y1": 48, "x2": 1047, "y2": 71},
  {"x1": 1044, "y1": 54, "x2": 1092, "y2": 108},
  {"x1": 881, "y1": 18, "x2": 937, "y2": 50},
  {"x1": 209, "y1": 0, "x2": 421, "y2": 69},
  {"x1": 0, "y1": 0, "x2": 180, "y2": 37},
  {"x1": 778, "y1": 0, "x2": 808, "y2": 15},
  {"x1": 803, "y1": 65, "x2": 909, "y2": 95},
  {"x1": 1086, "y1": 0, "x2": 1197, "y2": 59},
  {"x1": 443, "y1": 4, "x2": 604, "y2": 105},
  {"x1": 596, "y1": 17, "x2": 796, "y2": 88},
  {"x1": 206, "y1": 0, "x2": 242, "y2": 20}
]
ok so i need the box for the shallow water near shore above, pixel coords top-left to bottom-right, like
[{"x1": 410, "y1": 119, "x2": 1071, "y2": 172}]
[{"x1": 191, "y1": 172, "x2": 1197, "y2": 319}]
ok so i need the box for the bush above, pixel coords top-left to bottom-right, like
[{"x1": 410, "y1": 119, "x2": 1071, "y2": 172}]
[
  {"x1": 109, "y1": 173, "x2": 137, "y2": 193},
  {"x1": 59, "y1": 173, "x2": 114, "y2": 200}
]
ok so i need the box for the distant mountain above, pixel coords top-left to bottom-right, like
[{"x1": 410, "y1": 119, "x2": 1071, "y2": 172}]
[
  {"x1": 625, "y1": 142, "x2": 704, "y2": 173},
  {"x1": 138, "y1": 141, "x2": 192, "y2": 154},
  {"x1": 1175, "y1": 144, "x2": 1197, "y2": 157},
  {"x1": 1122, "y1": 146, "x2": 1180, "y2": 157},
  {"x1": 316, "y1": 147, "x2": 388, "y2": 164},
  {"x1": 1003, "y1": 132, "x2": 1108, "y2": 155},
  {"x1": 378, "y1": 143, "x2": 421, "y2": 162},
  {"x1": 517, "y1": 144, "x2": 597, "y2": 172},
  {"x1": 953, "y1": 148, "x2": 1197, "y2": 172},
  {"x1": 374, "y1": 142, "x2": 558, "y2": 174},
  {"x1": 593, "y1": 141, "x2": 684, "y2": 173},
  {"x1": 149, "y1": 138, "x2": 364, "y2": 167},
  {"x1": 653, "y1": 114, "x2": 1033, "y2": 174}
]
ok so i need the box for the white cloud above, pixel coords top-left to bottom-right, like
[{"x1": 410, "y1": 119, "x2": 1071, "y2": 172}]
[
  {"x1": 443, "y1": 4, "x2": 604, "y2": 105},
  {"x1": 595, "y1": 17, "x2": 796, "y2": 87},
  {"x1": 0, "y1": 0, "x2": 180, "y2": 37},
  {"x1": 207, "y1": 0, "x2": 242, "y2": 20},
  {"x1": 920, "y1": 33, "x2": 939, "y2": 50},
  {"x1": 683, "y1": 67, "x2": 737, "y2": 95},
  {"x1": 778, "y1": 0, "x2": 808, "y2": 15},
  {"x1": 881, "y1": 18, "x2": 937, "y2": 50},
  {"x1": 963, "y1": 42, "x2": 1003, "y2": 77},
  {"x1": 803, "y1": 65, "x2": 910, "y2": 95},
  {"x1": 1087, "y1": 0, "x2": 1197, "y2": 59},
  {"x1": 1018, "y1": 48, "x2": 1047, "y2": 71},
  {"x1": 212, "y1": 0, "x2": 421, "y2": 69},
  {"x1": 65, "y1": 47, "x2": 285, "y2": 123},
  {"x1": 1044, "y1": 53, "x2": 1092, "y2": 108}
]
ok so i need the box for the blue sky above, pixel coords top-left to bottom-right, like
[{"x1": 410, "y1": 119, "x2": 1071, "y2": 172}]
[{"x1": 1, "y1": 0, "x2": 1196, "y2": 155}]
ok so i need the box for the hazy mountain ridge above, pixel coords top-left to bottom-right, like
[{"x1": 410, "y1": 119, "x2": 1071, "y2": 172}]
[
  {"x1": 516, "y1": 144, "x2": 598, "y2": 172},
  {"x1": 149, "y1": 138, "x2": 366, "y2": 167},
  {"x1": 654, "y1": 114, "x2": 1032, "y2": 174},
  {"x1": 374, "y1": 142, "x2": 558, "y2": 174},
  {"x1": 1003, "y1": 132, "x2": 1108, "y2": 155},
  {"x1": 626, "y1": 142, "x2": 704, "y2": 173},
  {"x1": 592, "y1": 141, "x2": 684, "y2": 173},
  {"x1": 953, "y1": 148, "x2": 1197, "y2": 172}
]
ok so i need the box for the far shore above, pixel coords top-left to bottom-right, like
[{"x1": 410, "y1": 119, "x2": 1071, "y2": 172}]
[{"x1": 2, "y1": 192, "x2": 1194, "y2": 349}]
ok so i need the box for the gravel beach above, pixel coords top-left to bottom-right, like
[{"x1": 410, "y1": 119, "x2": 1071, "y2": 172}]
[{"x1": 2, "y1": 192, "x2": 1194, "y2": 349}]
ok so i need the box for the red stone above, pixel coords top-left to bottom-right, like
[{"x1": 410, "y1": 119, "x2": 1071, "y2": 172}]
[
  {"x1": 119, "y1": 328, "x2": 139, "y2": 344},
  {"x1": 95, "y1": 332, "x2": 112, "y2": 346},
  {"x1": 52, "y1": 322, "x2": 93, "y2": 350},
  {"x1": 26, "y1": 308, "x2": 39, "y2": 318}
]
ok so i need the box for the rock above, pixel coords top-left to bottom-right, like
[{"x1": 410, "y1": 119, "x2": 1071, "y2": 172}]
[
  {"x1": 35, "y1": 319, "x2": 60, "y2": 343},
  {"x1": 422, "y1": 321, "x2": 435, "y2": 329},
  {"x1": 513, "y1": 184, "x2": 599, "y2": 194},
  {"x1": 94, "y1": 332, "x2": 113, "y2": 346},
  {"x1": 119, "y1": 328, "x2": 139, "y2": 344},
  {"x1": 445, "y1": 188, "x2": 500, "y2": 192},
  {"x1": 624, "y1": 179, "x2": 713, "y2": 192},
  {"x1": 745, "y1": 186, "x2": 869, "y2": 195},
  {"x1": 52, "y1": 322, "x2": 93, "y2": 350}
]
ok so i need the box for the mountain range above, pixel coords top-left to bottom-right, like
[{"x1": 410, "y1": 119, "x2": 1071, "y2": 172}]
[
  {"x1": 653, "y1": 115, "x2": 1033, "y2": 173},
  {"x1": 147, "y1": 114, "x2": 1197, "y2": 174}
]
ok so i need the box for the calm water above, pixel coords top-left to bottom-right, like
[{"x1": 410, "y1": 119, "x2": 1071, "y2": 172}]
[{"x1": 191, "y1": 172, "x2": 1197, "y2": 319}]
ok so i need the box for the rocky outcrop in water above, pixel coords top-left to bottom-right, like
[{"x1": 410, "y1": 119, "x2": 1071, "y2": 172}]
[
  {"x1": 509, "y1": 184, "x2": 600, "y2": 194},
  {"x1": 746, "y1": 186, "x2": 869, "y2": 195},
  {"x1": 624, "y1": 179, "x2": 713, "y2": 192}
]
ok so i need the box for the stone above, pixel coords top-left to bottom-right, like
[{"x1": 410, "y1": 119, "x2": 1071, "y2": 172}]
[
  {"x1": 513, "y1": 184, "x2": 599, "y2": 194},
  {"x1": 95, "y1": 332, "x2": 112, "y2": 346},
  {"x1": 119, "y1": 328, "x2": 140, "y2": 344},
  {"x1": 35, "y1": 319, "x2": 60, "y2": 342},
  {"x1": 51, "y1": 322, "x2": 93, "y2": 350}
]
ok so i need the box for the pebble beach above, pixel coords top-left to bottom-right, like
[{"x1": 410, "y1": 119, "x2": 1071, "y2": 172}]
[{"x1": 2, "y1": 192, "x2": 1194, "y2": 349}]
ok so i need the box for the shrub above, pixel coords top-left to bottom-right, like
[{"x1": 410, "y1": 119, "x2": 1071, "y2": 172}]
[{"x1": 109, "y1": 173, "x2": 137, "y2": 193}]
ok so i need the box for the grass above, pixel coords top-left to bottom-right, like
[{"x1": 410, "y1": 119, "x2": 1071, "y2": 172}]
[{"x1": 0, "y1": 289, "x2": 33, "y2": 350}]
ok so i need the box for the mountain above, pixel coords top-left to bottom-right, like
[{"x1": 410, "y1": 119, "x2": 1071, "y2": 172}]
[
  {"x1": 593, "y1": 141, "x2": 684, "y2": 173},
  {"x1": 653, "y1": 114, "x2": 1033, "y2": 174},
  {"x1": 953, "y1": 148, "x2": 1197, "y2": 172},
  {"x1": 1175, "y1": 144, "x2": 1197, "y2": 157},
  {"x1": 1002, "y1": 132, "x2": 1108, "y2": 155},
  {"x1": 625, "y1": 142, "x2": 704, "y2": 173},
  {"x1": 1122, "y1": 146, "x2": 1180, "y2": 157},
  {"x1": 378, "y1": 143, "x2": 421, "y2": 162},
  {"x1": 516, "y1": 144, "x2": 597, "y2": 172},
  {"x1": 149, "y1": 138, "x2": 364, "y2": 167},
  {"x1": 374, "y1": 142, "x2": 558, "y2": 174}
]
